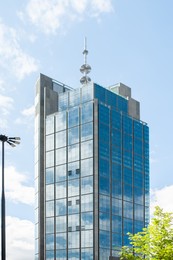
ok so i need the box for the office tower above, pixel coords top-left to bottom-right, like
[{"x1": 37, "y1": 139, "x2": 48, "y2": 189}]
[{"x1": 35, "y1": 46, "x2": 149, "y2": 260}]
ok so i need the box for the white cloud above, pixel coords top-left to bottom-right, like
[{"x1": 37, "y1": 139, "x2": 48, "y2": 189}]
[
  {"x1": 21, "y1": 105, "x2": 34, "y2": 117},
  {"x1": 21, "y1": 0, "x2": 114, "y2": 34},
  {"x1": 0, "y1": 22, "x2": 39, "y2": 80},
  {"x1": 3, "y1": 166, "x2": 34, "y2": 206},
  {"x1": 150, "y1": 185, "x2": 173, "y2": 216},
  {"x1": 6, "y1": 216, "x2": 34, "y2": 260}
]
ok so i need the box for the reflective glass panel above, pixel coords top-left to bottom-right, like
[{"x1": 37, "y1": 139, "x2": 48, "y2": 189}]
[
  {"x1": 46, "y1": 201, "x2": 54, "y2": 217},
  {"x1": 46, "y1": 116, "x2": 54, "y2": 135},
  {"x1": 56, "y1": 216, "x2": 66, "y2": 232},
  {"x1": 46, "y1": 167, "x2": 54, "y2": 184},
  {"x1": 56, "y1": 130, "x2": 66, "y2": 148},
  {"x1": 46, "y1": 184, "x2": 54, "y2": 201},
  {"x1": 81, "y1": 122, "x2": 93, "y2": 142},
  {"x1": 56, "y1": 182, "x2": 66, "y2": 199},
  {"x1": 68, "y1": 126, "x2": 79, "y2": 145},
  {"x1": 81, "y1": 102, "x2": 93, "y2": 124},
  {"x1": 68, "y1": 144, "x2": 79, "y2": 162},
  {"x1": 81, "y1": 140, "x2": 93, "y2": 159},
  {"x1": 46, "y1": 234, "x2": 54, "y2": 250},
  {"x1": 81, "y1": 158, "x2": 93, "y2": 177},
  {"x1": 56, "y1": 233, "x2": 66, "y2": 249},
  {"x1": 81, "y1": 230, "x2": 93, "y2": 247},
  {"x1": 56, "y1": 147, "x2": 66, "y2": 165},
  {"x1": 56, "y1": 111, "x2": 66, "y2": 132},
  {"x1": 81, "y1": 176, "x2": 93, "y2": 194},
  {"x1": 56, "y1": 164, "x2": 66, "y2": 182},
  {"x1": 68, "y1": 179, "x2": 79, "y2": 197},
  {"x1": 46, "y1": 151, "x2": 54, "y2": 168},
  {"x1": 68, "y1": 107, "x2": 79, "y2": 128},
  {"x1": 46, "y1": 217, "x2": 54, "y2": 233},
  {"x1": 81, "y1": 212, "x2": 93, "y2": 230},
  {"x1": 56, "y1": 199, "x2": 66, "y2": 216},
  {"x1": 46, "y1": 134, "x2": 54, "y2": 151}
]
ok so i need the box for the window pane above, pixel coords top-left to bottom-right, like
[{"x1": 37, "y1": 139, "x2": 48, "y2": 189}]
[
  {"x1": 56, "y1": 147, "x2": 66, "y2": 165},
  {"x1": 81, "y1": 158, "x2": 93, "y2": 177},
  {"x1": 81, "y1": 122, "x2": 93, "y2": 142},
  {"x1": 68, "y1": 126, "x2": 79, "y2": 145},
  {"x1": 81, "y1": 176, "x2": 93, "y2": 194},
  {"x1": 56, "y1": 182, "x2": 66, "y2": 199},
  {"x1": 56, "y1": 111, "x2": 66, "y2": 132},
  {"x1": 81, "y1": 140, "x2": 93, "y2": 159},
  {"x1": 56, "y1": 164, "x2": 66, "y2": 182},
  {"x1": 56, "y1": 130, "x2": 66, "y2": 148},
  {"x1": 81, "y1": 102, "x2": 93, "y2": 123},
  {"x1": 46, "y1": 134, "x2": 54, "y2": 151},
  {"x1": 68, "y1": 107, "x2": 79, "y2": 128},
  {"x1": 68, "y1": 144, "x2": 79, "y2": 162}
]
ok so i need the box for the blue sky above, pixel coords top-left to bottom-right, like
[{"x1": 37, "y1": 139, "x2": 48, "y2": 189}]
[{"x1": 0, "y1": 0, "x2": 173, "y2": 259}]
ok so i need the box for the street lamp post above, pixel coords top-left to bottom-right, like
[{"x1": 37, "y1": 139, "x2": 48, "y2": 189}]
[{"x1": 0, "y1": 135, "x2": 20, "y2": 260}]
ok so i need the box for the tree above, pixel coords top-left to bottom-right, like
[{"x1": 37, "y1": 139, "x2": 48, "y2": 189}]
[{"x1": 120, "y1": 206, "x2": 173, "y2": 259}]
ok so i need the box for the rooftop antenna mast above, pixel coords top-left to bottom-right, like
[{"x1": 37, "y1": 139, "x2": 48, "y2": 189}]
[{"x1": 80, "y1": 37, "x2": 91, "y2": 85}]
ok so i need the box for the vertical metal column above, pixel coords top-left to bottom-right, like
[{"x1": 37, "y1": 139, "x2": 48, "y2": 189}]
[{"x1": 1, "y1": 141, "x2": 6, "y2": 260}]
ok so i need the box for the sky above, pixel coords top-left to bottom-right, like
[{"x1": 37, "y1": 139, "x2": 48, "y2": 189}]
[{"x1": 0, "y1": 0, "x2": 173, "y2": 259}]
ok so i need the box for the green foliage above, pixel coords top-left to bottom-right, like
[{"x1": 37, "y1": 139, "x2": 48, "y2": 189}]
[{"x1": 120, "y1": 206, "x2": 173, "y2": 260}]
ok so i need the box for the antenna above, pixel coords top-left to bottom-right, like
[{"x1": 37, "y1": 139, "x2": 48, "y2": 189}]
[{"x1": 80, "y1": 37, "x2": 91, "y2": 85}]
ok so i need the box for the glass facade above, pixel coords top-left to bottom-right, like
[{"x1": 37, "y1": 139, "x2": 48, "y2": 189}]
[{"x1": 35, "y1": 75, "x2": 149, "y2": 260}]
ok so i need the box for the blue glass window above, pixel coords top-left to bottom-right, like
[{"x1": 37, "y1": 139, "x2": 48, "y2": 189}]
[
  {"x1": 46, "y1": 134, "x2": 54, "y2": 151},
  {"x1": 123, "y1": 201, "x2": 133, "y2": 219},
  {"x1": 99, "y1": 230, "x2": 110, "y2": 248},
  {"x1": 99, "y1": 176, "x2": 110, "y2": 195},
  {"x1": 81, "y1": 176, "x2": 93, "y2": 194},
  {"x1": 81, "y1": 194, "x2": 93, "y2": 212},
  {"x1": 123, "y1": 184, "x2": 132, "y2": 202},
  {"x1": 123, "y1": 167, "x2": 132, "y2": 185},
  {"x1": 99, "y1": 141, "x2": 110, "y2": 159},
  {"x1": 56, "y1": 181, "x2": 66, "y2": 199},
  {"x1": 99, "y1": 159, "x2": 109, "y2": 178},
  {"x1": 56, "y1": 147, "x2": 66, "y2": 165},
  {"x1": 112, "y1": 233, "x2": 122, "y2": 249},
  {"x1": 112, "y1": 198, "x2": 122, "y2": 216},
  {"x1": 99, "y1": 104, "x2": 109, "y2": 125},
  {"x1": 123, "y1": 134, "x2": 132, "y2": 151},
  {"x1": 46, "y1": 201, "x2": 54, "y2": 217},
  {"x1": 100, "y1": 212, "x2": 110, "y2": 231},
  {"x1": 56, "y1": 164, "x2": 66, "y2": 182},
  {"x1": 68, "y1": 107, "x2": 79, "y2": 128},
  {"x1": 123, "y1": 115, "x2": 132, "y2": 135},
  {"x1": 55, "y1": 111, "x2": 66, "y2": 132},
  {"x1": 46, "y1": 184, "x2": 54, "y2": 201},
  {"x1": 68, "y1": 232, "x2": 80, "y2": 249},
  {"x1": 81, "y1": 122, "x2": 93, "y2": 141},
  {"x1": 56, "y1": 216, "x2": 66, "y2": 232},
  {"x1": 112, "y1": 215, "x2": 122, "y2": 233},
  {"x1": 59, "y1": 92, "x2": 69, "y2": 111},
  {"x1": 112, "y1": 163, "x2": 121, "y2": 180},
  {"x1": 81, "y1": 102, "x2": 93, "y2": 124},
  {"x1": 94, "y1": 84, "x2": 106, "y2": 104},
  {"x1": 46, "y1": 217, "x2": 54, "y2": 233},
  {"x1": 123, "y1": 151, "x2": 132, "y2": 168},
  {"x1": 46, "y1": 167, "x2": 54, "y2": 184},
  {"x1": 134, "y1": 204, "x2": 144, "y2": 221},
  {"x1": 112, "y1": 129, "x2": 121, "y2": 147},
  {"x1": 134, "y1": 138, "x2": 143, "y2": 155},
  {"x1": 68, "y1": 161, "x2": 79, "y2": 179},
  {"x1": 134, "y1": 220, "x2": 144, "y2": 233},
  {"x1": 56, "y1": 249, "x2": 66, "y2": 259},
  {"x1": 81, "y1": 158, "x2": 93, "y2": 177},
  {"x1": 134, "y1": 187, "x2": 143, "y2": 205},
  {"x1": 46, "y1": 234, "x2": 54, "y2": 250},
  {"x1": 81, "y1": 212, "x2": 93, "y2": 230},
  {"x1": 56, "y1": 199, "x2": 66, "y2": 216},
  {"x1": 68, "y1": 179, "x2": 79, "y2": 197},
  {"x1": 81, "y1": 230, "x2": 93, "y2": 247},
  {"x1": 111, "y1": 109, "x2": 121, "y2": 130},
  {"x1": 134, "y1": 121, "x2": 143, "y2": 139},
  {"x1": 46, "y1": 151, "x2": 54, "y2": 168},
  {"x1": 99, "y1": 123, "x2": 109, "y2": 143},
  {"x1": 112, "y1": 146, "x2": 122, "y2": 164},
  {"x1": 56, "y1": 130, "x2": 66, "y2": 148},
  {"x1": 68, "y1": 144, "x2": 79, "y2": 162},
  {"x1": 112, "y1": 180, "x2": 122, "y2": 199},
  {"x1": 117, "y1": 95, "x2": 128, "y2": 113},
  {"x1": 107, "y1": 90, "x2": 117, "y2": 108},
  {"x1": 81, "y1": 248, "x2": 93, "y2": 260},
  {"x1": 46, "y1": 250, "x2": 54, "y2": 260},
  {"x1": 46, "y1": 116, "x2": 54, "y2": 135},
  {"x1": 69, "y1": 88, "x2": 80, "y2": 107},
  {"x1": 68, "y1": 126, "x2": 79, "y2": 145},
  {"x1": 82, "y1": 84, "x2": 93, "y2": 103},
  {"x1": 123, "y1": 218, "x2": 133, "y2": 234},
  {"x1": 56, "y1": 233, "x2": 66, "y2": 249},
  {"x1": 99, "y1": 195, "x2": 110, "y2": 213},
  {"x1": 81, "y1": 140, "x2": 93, "y2": 159}
]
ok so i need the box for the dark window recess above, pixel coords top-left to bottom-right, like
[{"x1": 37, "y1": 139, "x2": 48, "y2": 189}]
[
  {"x1": 76, "y1": 226, "x2": 80, "y2": 231},
  {"x1": 68, "y1": 201, "x2": 72, "y2": 206},
  {"x1": 68, "y1": 170, "x2": 72, "y2": 176},
  {"x1": 76, "y1": 199, "x2": 80, "y2": 205},
  {"x1": 68, "y1": 226, "x2": 72, "y2": 232},
  {"x1": 76, "y1": 169, "x2": 80, "y2": 174}
]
